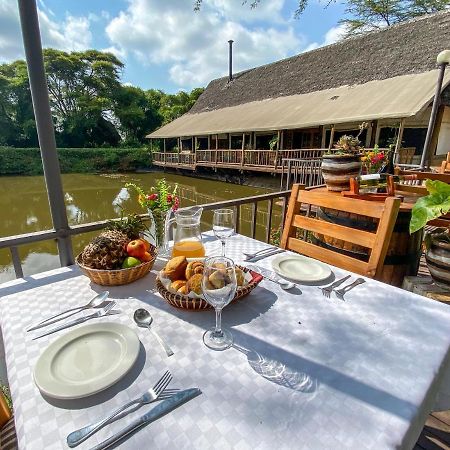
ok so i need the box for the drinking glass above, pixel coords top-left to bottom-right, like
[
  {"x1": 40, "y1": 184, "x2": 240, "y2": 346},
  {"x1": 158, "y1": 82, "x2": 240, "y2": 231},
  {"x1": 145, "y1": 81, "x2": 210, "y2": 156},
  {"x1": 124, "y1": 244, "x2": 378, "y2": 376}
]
[
  {"x1": 202, "y1": 256, "x2": 237, "y2": 351},
  {"x1": 213, "y1": 209, "x2": 235, "y2": 256}
]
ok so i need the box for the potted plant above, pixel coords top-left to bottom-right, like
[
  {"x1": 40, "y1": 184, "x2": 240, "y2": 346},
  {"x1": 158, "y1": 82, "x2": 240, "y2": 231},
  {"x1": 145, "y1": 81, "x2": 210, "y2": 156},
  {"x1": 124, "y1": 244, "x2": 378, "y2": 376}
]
[
  {"x1": 410, "y1": 179, "x2": 450, "y2": 288},
  {"x1": 321, "y1": 123, "x2": 367, "y2": 192}
]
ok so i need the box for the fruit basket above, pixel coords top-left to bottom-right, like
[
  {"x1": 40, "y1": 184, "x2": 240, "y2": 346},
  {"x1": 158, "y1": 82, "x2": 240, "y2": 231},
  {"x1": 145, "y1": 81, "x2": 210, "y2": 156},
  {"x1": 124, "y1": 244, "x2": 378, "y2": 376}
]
[
  {"x1": 76, "y1": 248, "x2": 157, "y2": 286},
  {"x1": 76, "y1": 214, "x2": 157, "y2": 286},
  {"x1": 156, "y1": 264, "x2": 263, "y2": 310}
]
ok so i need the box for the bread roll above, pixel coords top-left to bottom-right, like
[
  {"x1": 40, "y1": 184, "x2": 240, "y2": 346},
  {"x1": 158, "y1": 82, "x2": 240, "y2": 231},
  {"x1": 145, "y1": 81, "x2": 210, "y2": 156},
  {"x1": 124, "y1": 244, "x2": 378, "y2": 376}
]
[
  {"x1": 163, "y1": 256, "x2": 188, "y2": 281},
  {"x1": 170, "y1": 280, "x2": 186, "y2": 291},
  {"x1": 187, "y1": 273, "x2": 203, "y2": 295}
]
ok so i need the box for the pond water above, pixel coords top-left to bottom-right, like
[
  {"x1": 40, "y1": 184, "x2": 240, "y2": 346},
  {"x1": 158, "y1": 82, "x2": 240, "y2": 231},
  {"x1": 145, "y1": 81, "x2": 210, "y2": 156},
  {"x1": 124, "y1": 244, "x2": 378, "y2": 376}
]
[{"x1": 0, "y1": 172, "x2": 280, "y2": 283}]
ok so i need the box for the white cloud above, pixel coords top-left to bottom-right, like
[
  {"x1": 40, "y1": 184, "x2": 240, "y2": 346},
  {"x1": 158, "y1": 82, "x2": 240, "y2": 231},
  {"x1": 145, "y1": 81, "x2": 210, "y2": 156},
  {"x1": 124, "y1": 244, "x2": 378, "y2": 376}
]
[
  {"x1": 106, "y1": 0, "x2": 305, "y2": 88},
  {"x1": 305, "y1": 23, "x2": 347, "y2": 52},
  {"x1": 0, "y1": 0, "x2": 92, "y2": 63}
]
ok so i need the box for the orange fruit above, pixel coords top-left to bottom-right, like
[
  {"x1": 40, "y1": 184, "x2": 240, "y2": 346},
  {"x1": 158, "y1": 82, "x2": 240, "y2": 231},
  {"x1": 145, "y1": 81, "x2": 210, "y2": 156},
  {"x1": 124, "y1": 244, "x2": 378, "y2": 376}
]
[{"x1": 141, "y1": 251, "x2": 152, "y2": 262}]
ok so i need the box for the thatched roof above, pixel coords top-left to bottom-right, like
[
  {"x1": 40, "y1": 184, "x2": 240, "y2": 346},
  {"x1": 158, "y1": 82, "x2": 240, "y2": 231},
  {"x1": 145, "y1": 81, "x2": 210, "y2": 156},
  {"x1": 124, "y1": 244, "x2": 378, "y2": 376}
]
[{"x1": 191, "y1": 11, "x2": 450, "y2": 114}]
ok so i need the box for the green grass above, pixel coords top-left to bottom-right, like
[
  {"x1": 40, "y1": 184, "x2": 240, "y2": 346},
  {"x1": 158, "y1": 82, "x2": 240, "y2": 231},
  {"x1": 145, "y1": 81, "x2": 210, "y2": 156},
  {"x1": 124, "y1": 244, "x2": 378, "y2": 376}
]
[{"x1": 0, "y1": 147, "x2": 152, "y2": 175}]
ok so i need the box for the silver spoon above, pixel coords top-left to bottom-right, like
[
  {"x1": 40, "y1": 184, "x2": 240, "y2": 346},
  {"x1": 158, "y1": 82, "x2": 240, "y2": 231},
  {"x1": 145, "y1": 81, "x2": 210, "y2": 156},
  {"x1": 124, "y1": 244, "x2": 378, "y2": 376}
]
[
  {"x1": 27, "y1": 291, "x2": 109, "y2": 331},
  {"x1": 134, "y1": 308, "x2": 174, "y2": 357}
]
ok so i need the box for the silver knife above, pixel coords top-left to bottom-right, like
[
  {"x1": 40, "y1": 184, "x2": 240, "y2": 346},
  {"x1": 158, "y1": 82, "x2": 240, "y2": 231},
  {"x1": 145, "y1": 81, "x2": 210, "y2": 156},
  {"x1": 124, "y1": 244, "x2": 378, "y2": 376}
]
[
  {"x1": 246, "y1": 248, "x2": 285, "y2": 262},
  {"x1": 32, "y1": 302, "x2": 116, "y2": 340},
  {"x1": 27, "y1": 291, "x2": 109, "y2": 331},
  {"x1": 89, "y1": 388, "x2": 202, "y2": 450}
]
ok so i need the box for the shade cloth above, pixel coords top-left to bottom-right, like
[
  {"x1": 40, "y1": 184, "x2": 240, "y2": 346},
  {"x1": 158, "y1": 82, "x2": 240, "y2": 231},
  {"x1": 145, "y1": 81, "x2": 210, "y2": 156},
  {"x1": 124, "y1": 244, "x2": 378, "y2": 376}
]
[
  {"x1": 148, "y1": 70, "x2": 450, "y2": 138},
  {"x1": 1, "y1": 233, "x2": 450, "y2": 449}
]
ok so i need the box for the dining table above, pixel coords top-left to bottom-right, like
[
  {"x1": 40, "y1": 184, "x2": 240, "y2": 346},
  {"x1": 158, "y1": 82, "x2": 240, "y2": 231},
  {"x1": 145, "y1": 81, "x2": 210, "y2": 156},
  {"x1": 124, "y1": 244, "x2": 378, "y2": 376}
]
[{"x1": 1, "y1": 232, "x2": 450, "y2": 450}]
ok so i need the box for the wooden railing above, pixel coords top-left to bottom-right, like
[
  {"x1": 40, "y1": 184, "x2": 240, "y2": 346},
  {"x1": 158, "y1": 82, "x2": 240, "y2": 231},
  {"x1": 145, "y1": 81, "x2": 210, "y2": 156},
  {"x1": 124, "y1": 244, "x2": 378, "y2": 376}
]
[
  {"x1": 280, "y1": 158, "x2": 324, "y2": 190},
  {"x1": 153, "y1": 148, "x2": 328, "y2": 172},
  {"x1": 0, "y1": 190, "x2": 291, "y2": 279}
]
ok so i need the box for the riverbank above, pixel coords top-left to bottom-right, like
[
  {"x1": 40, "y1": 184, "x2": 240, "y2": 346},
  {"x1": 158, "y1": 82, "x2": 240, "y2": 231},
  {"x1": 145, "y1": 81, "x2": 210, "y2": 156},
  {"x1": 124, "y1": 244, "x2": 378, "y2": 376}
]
[{"x1": 0, "y1": 147, "x2": 150, "y2": 175}]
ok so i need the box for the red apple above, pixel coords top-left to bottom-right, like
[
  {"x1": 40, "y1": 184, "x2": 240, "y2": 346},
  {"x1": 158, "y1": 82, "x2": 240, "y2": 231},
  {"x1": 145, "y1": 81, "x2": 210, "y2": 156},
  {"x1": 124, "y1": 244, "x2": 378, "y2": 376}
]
[
  {"x1": 138, "y1": 238, "x2": 151, "y2": 252},
  {"x1": 126, "y1": 240, "x2": 146, "y2": 258}
]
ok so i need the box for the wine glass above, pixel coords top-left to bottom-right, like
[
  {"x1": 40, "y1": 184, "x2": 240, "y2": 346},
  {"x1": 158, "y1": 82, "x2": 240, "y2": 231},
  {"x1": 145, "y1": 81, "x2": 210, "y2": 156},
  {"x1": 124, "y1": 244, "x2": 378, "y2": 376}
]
[
  {"x1": 213, "y1": 209, "x2": 235, "y2": 256},
  {"x1": 202, "y1": 256, "x2": 237, "y2": 351}
]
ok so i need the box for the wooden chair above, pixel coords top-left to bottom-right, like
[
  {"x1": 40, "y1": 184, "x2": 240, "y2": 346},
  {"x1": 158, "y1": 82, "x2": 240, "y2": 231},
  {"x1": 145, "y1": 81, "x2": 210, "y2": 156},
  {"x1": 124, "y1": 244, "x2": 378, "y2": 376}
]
[
  {"x1": 280, "y1": 184, "x2": 401, "y2": 278},
  {"x1": 0, "y1": 391, "x2": 15, "y2": 450},
  {"x1": 440, "y1": 152, "x2": 450, "y2": 174}
]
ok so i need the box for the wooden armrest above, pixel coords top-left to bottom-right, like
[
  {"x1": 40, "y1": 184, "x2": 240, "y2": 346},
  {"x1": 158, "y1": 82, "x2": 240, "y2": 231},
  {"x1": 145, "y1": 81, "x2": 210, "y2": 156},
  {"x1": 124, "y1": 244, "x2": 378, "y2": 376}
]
[{"x1": 0, "y1": 391, "x2": 12, "y2": 429}]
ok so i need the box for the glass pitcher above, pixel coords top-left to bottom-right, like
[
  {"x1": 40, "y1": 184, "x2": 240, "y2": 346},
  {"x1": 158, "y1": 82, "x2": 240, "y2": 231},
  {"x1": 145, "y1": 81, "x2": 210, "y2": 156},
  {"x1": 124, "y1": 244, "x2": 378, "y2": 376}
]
[{"x1": 164, "y1": 206, "x2": 206, "y2": 258}]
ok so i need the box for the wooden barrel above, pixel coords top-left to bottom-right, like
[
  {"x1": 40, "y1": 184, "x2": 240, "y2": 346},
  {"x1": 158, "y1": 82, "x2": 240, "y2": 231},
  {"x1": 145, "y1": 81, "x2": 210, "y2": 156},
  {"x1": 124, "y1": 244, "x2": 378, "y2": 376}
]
[{"x1": 313, "y1": 207, "x2": 423, "y2": 286}]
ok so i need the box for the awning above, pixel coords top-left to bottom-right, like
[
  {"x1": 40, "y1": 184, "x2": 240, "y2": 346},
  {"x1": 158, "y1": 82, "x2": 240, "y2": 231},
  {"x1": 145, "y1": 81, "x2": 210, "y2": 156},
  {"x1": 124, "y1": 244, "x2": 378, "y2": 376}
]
[{"x1": 148, "y1": 70, "x2": 450, "y2": 138}]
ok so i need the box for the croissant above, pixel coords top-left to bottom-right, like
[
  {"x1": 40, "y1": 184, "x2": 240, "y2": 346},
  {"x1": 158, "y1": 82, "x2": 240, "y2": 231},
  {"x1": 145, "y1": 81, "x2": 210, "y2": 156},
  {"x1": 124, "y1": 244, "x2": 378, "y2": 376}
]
[{"x1": 185, "y1": 261, "x2": 204, "y2": 279}]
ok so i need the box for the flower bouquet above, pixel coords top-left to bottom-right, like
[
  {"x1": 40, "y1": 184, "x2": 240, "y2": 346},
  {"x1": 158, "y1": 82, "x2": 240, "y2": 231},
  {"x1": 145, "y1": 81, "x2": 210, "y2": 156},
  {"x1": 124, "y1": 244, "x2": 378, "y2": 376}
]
[{"x1": 126, "y1": 179, "x2": 179, "y2": 252}]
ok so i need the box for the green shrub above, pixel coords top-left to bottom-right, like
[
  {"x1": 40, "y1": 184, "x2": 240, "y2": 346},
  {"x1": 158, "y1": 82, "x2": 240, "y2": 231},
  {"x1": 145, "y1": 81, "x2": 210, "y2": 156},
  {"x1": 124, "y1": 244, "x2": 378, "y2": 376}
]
[{"x1": 0, "y1": 147, "x2": 151, "y2": 175}]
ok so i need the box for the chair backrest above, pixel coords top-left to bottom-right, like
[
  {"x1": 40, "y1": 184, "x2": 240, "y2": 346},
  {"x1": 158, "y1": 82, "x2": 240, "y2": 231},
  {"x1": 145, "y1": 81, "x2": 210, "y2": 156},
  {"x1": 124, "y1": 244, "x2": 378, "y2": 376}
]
[
  {"x1": 440, "y1": 152, "x2": 450, "y2": 174},
  {"x1": 280, "y1": 185, "x2": 401, "y2": 278}
]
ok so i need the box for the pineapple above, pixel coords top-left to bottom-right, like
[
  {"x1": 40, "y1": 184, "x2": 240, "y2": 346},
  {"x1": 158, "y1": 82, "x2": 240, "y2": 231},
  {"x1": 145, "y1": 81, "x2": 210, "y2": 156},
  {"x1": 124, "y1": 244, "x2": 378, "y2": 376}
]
[
  {"x1": 106, "y1": 213, "x2": 146, "y2": 240},
  {"x1": 81, "y1": 230, "x2": 129, "y2": 270}
]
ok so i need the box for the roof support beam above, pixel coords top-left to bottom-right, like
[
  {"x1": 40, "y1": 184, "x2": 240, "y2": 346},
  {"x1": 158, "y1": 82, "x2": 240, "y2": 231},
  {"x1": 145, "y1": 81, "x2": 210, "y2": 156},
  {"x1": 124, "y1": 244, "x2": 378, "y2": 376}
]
[
  {"x1": 18, "y1": 0, "x2": 73, "y2": 267},
  {"x1": 421, "y1": 54, "x2": 449, "y2": 169},
  {"x1": 393, "y1": 119, "x2": 405, "y2": 165}
]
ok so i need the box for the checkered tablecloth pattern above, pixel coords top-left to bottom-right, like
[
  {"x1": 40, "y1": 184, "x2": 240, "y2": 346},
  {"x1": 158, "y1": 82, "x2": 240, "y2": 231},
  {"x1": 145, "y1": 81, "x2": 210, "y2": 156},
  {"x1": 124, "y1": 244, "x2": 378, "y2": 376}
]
[{"x1": 1, "y1": 233, "x2": 450, "y2": 450}]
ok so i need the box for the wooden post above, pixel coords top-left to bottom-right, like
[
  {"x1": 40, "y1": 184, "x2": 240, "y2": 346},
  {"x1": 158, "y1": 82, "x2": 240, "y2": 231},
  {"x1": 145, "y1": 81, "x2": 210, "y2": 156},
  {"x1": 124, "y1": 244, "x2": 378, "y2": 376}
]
[
  {"x1": 229, "y1": 133, "x2": 232, "y2": 150},
  {"x1": 215, "y1": 133, "x2": 218, "y2": 165},
  {"x1": 393, "y1": 119, "x2": 405, "y2": 165},
  {"x1": 193, "y1": 136, "x2": 196, "y2": 152},
  {"x1": 208, "y1": 135, "x2": 211, "y2": 150},
  {"x1": 321, "y1": 126, "x2": 326, "y2": 148},
  {"x1": 163, "y1": 138, "x2": 166, "y2": 153},
  {"x1": 369, "y1": 120, "x2": 378, "y2": 147},
  {"x1": 374, "y1": 123, "x2": 381, "y2": 146},
  {"x1": 241, "y1": 133, "x2": 245, "y2": 167},
  {"x1": 274, "y1": 130, "x2": 281, "y2": 170},
  {"x1": 365, "y1": 123, "x2": 373, "y2": 148},
  {"x1": 328, "y1": 126, "x2": 335, "y2": 150},
  {"x1": 150, "y1": 138, "x2": 153, "y2": 152},
  {"x1": 280, "y1": 130, "x2": 284, "y2": 150}
]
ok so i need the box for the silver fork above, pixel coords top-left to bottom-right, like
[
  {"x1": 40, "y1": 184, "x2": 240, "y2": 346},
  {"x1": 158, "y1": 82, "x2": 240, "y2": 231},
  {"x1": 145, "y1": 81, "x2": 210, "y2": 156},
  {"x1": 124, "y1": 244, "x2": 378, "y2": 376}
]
[
  {"x1": 243, "y1": 247, "x2": 277, "y2": 259},
  {"x1": 319, "y1": 275, "x2": 351, "y2": 298},
  {"x1": 334, "y1": 278, "x2": 366, "y2": 300},
  {"x1": 66, "y1": 370, "x2": 173, "y2": 448},
  {"x1": 33, "y1": 302, "x2": 116, "y2": 339}
]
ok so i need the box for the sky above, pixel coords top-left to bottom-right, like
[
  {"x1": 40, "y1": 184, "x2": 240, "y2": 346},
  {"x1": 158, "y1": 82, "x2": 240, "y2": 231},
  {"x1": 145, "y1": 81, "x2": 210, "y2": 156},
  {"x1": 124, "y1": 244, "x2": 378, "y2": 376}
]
[{"x1": 0, "y1": 0, "x2": 348, "y2": 93}]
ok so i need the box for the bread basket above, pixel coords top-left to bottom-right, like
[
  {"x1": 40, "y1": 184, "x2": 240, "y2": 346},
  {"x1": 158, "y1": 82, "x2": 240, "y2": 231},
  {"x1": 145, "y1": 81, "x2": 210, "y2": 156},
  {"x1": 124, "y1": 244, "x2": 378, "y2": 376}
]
[
  {"x1": 156, "y1": 265, "x2": 263, "y2": 310},
  {"x1": 76, "y1": 248, "x2": 157, "y2": 286}
]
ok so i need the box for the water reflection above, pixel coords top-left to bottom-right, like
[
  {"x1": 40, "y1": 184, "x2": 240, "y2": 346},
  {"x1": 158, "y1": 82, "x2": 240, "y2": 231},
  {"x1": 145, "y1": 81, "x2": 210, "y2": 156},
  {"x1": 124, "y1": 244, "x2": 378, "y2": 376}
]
[
  {"x1": 0, "y1": 173, "x2": 277, "y2": 282},
  {"x1": 233, "y1": 343, "x2": 318, "y2": 394}
]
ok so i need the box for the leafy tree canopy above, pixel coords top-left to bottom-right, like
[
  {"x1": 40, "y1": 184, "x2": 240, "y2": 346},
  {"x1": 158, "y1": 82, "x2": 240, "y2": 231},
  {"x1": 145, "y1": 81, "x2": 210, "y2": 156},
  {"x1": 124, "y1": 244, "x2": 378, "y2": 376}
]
[{"x1": 0, "y1": 49, "x2": 204, "y2": 148}]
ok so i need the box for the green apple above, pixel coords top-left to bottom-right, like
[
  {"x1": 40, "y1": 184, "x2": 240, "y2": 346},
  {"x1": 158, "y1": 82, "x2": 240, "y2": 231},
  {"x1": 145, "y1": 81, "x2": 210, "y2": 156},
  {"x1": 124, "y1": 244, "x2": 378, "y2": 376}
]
[{"x1": 122, "y1": 256, "x2": 141, "y2": 269}]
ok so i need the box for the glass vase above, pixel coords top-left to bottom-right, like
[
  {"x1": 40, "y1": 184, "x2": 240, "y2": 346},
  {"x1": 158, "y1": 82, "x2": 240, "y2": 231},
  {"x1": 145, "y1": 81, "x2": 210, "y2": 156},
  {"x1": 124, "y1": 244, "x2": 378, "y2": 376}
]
[{"x1": 147, "y1": 208, "x2": 172, "y2": 256}]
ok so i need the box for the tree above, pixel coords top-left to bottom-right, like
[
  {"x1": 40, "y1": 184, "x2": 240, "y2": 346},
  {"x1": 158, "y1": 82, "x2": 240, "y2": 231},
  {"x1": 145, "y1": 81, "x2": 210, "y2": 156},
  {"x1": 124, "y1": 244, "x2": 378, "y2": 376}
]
[
  {"x1": 193, "y1": 0, "x2": 450, "y2": 34},
  {"x1": 340, "y1": 0, "x2": 450, "y2": 34},
  {"x1": 158, "y1": 88, "x2": 205, "y2": 124},
  {"x1": 44, "y1": 49, "x2": 124, "y2": 147}
]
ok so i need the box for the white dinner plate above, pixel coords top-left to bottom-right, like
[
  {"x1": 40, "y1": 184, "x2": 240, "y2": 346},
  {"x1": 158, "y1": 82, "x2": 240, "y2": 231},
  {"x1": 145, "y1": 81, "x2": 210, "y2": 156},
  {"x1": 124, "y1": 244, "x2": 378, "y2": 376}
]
[
  {"x1": 34, "y1": 322, "x2": 140, "y2": 400},
  {"x1": 271, "y1": 254, "x2": 332, "y2": 283}
]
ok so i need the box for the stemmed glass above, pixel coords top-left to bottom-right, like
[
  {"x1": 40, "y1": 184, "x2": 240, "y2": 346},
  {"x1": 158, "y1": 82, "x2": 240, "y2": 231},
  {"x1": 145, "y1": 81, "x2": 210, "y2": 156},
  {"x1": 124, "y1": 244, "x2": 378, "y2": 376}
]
[
  {"x1": 213, "y1": 209, "x2": 235, "y2": 256},
  {"x1": 202, "y1": 256, "x2": 237, "y2": 351}
]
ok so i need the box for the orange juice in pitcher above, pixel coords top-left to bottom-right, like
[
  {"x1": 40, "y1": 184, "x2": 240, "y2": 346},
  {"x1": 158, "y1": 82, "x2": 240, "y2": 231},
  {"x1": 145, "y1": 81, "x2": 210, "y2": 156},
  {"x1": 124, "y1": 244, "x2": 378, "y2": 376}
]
[
  {"x1": 166, "y1": 206, "x2": 206, "y2": 258},
  {"x1": 172, "y1": 240, "x2": 206, "y2": 258}
]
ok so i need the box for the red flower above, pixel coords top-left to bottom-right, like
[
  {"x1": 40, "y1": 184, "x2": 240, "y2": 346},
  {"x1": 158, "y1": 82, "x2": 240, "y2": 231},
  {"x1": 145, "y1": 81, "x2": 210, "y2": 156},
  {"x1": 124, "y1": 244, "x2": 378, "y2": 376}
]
[
  {"x1": 148, "y1": 193, "x2": 158, "y2": 201},
  {"x1": 167, "y1": 194, "x2": 172, "y2": 202}
]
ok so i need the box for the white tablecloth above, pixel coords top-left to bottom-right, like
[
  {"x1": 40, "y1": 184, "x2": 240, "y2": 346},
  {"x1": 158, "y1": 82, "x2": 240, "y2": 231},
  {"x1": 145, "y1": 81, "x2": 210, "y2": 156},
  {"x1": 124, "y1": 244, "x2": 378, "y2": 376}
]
[{"x1": 1, "y1": 233, "x2": 450, "y2": 450}]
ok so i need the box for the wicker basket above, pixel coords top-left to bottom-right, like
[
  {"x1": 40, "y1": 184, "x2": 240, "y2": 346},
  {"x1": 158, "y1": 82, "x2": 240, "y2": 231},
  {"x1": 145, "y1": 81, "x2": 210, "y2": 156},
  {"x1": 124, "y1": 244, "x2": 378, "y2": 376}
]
[
  {"x1": 76, "y1": 249, "x2": 157, "y2": 286},
  {"x1": 156, "y1": 266, "x2": 263, "y2": 310}
]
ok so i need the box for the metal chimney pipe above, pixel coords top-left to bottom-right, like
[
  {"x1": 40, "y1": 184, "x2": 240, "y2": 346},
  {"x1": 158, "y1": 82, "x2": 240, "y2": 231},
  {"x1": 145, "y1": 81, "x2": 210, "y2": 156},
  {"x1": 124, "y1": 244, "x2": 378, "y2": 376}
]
[{"x1": 228, "y1": 40, "x2": 234, "y2": 82}]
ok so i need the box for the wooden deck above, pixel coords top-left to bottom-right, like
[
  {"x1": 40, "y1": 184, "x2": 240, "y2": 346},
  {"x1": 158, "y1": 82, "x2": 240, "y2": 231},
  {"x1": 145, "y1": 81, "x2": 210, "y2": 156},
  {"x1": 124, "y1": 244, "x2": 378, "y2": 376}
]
[
  {"x1": 152, "y1": 149, "x2": 326, "y2": 173},
  {"x1": 414, "y1": 411, "x2": 450, "y2": 450}
]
